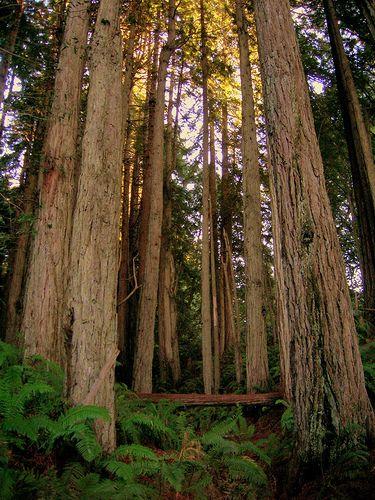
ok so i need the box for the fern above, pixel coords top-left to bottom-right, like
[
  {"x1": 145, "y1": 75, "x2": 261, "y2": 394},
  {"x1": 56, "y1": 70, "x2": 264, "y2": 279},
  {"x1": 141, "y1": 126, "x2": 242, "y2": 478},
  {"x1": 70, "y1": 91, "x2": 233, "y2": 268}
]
[{"x1": 224, "y1": 455, "x2": 268, "y2": 486}]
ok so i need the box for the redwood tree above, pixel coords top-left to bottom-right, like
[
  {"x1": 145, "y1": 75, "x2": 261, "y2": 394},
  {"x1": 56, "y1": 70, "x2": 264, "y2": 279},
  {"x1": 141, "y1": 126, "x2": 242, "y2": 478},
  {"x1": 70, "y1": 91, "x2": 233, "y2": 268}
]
[
  {"x1": 254, "y1": 0, "x2": 374, "y2": 466},
  {"x1": 21, "y1": 0, "x2": 91, "y2": 365},
  {"x1": 67, "y1": 0, "x2": 124, "y2": 452}
]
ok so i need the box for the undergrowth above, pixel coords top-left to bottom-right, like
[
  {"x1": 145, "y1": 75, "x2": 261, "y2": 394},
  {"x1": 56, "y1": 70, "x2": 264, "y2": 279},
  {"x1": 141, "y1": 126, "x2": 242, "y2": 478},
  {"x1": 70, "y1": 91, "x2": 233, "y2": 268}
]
[
  {"x1": 0, "y1": 339, "x2": 373, "y2": 498},
  {"x1": 0, "y1": 341, "x2": 273, "y2": 499}
]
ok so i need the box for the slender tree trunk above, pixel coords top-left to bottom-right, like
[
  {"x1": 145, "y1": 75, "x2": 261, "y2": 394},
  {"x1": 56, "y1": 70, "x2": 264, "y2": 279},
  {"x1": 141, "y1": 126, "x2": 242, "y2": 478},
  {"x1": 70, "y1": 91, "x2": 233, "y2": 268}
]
[
  {"x1": 132, "y1": 0, "x2": 177, "y2": 392},
  {"x1": 0, "y1": 0, "x2": 23, "y2": 112},
  {"x1": 235, "y1": 0, "x2": 269, "y2": 391},
  {"x1": 208, "y1": 120, "x2": 220, "y2": 392},
  {"x1": 138, "y1": 20, "x2": 161, "y2": 282},
  {"x1": 117, "y1": 2, "x2": 139, "y2": 358},
  {"x1": 323, "y1": 0, "x2": 375, "y2": 333},
  {"x1": 200, "y1": 0, "x2": 214, "y2": 395},
  {"x1": 357, "y1": 0, "x2": 375, "y2": 41},
  {"x1": 254, "y1": 0, "x2": 374, "y2": 466},
  {"x1": 158, "y1": 59, "x2": 181, "y2": 386},
  {"x1": 67, "y1": 0, "x2": 123, "y2": 453},
  {"x1": 21, "y1": 0, "x2": 90, "y2": 365}
]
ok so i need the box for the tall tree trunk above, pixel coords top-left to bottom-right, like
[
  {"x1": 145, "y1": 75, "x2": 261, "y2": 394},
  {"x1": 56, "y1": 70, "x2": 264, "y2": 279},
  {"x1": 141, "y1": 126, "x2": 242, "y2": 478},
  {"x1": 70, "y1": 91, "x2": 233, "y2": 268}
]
[
  {"x1": 138, "y1": 20, "x2": 161, "y2": 283},
  {"x1": 117, "y1": 1, "x2": 139, "y2": 360},
  {"x1": 254, "y1": 0, "x2": 374, "y2": 466},
  {"x1": 209, "y1": 120, "x2": 220, "y2": 392},
  {"x1": 21, "y1": 0, "x2": 90, "y2": 365},
  {"x1": 67, "y1": 0, "x2": 123, "y2": 453},
  {"x1": 158, "y1": 59, "x2": 181, "y2": 386},
  {"x1": 323, "y1": 0, "x2": 375, "y2": 334},
  {"x1": 0, "y1": 0, "x2": 23, "y2": 112},
  {"x1": 357, "y1": 0, "x2": 375, "y2": 41},
  {"x1": 5, "y1": 120, "x2": 45, "y2": 343},
  {"x1": 132, "y1": 0, "x2": 176, "y2": 393},
  {"x1": 235, "y1": 0, "x2": 269, "y2": 391},
  {"x1": 200, "y1": 0, "x2": 214, "y2": 395}
]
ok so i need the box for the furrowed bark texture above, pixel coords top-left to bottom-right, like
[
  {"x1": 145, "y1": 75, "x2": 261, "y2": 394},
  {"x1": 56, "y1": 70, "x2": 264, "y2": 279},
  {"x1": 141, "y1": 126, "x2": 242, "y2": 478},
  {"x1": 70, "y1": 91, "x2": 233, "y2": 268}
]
[
  {"x1": 5, "y1": 121, "x2": 44, "y2": 343},
  {"x1": 254, "y1": 0, "x2": 374, "y2": 464},
  {"x1": 235, "y1": 0, "x2": 269, "y2": 391},
  {"x1": 323, "y1": 0, "x2": 375, "y2": 333},
  {"x1": 21, "y1": 0, "x2": 90, "y2": 365},
  {"x1": 133, "y1": 0, "x2": 176, "y2": 392},
  {"x1": 200, "y1": 0, "x2": 214, "y2": 395},
  {"x1": 68, "y1": 0, "x2": 123, "y2": 452}
]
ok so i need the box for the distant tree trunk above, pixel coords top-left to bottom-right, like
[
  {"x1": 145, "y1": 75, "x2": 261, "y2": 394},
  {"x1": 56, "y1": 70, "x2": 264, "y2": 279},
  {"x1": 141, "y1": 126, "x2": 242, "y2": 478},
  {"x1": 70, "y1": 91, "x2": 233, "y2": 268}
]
[
  {"x1": 132, "y1": 0, "x2": 176, "y2": 392},
  {"x1": 138, "y1": 20, "x2": 161, "y2": 283},
  {"x1": 235, "y1": 0, "x2": 269, "y2": 391},
  {"x1": 117, "y1": 1, "x2": 139, "y2": 360},
  {"x1": 209, "y1": 120, "x2": 221, "y2": 392},
  {"x1": 67, "y1": 0, "x2": 123, "y2": 453},
  {"x1": 357, "y1": 0, "x2": 375, "y2": 41},
  {"x1": 220, "y1": 102, "x2": 242, "y2": 383},
  {"x1": 0, "y1": 0, "x2": 23, "y2": 112},
  {"x1": 200, "y1": 0, "x2": 214, "y2": 395},
  {"x1": 158, "y1": 59, "x2": 182, "y2": 386},
  {"x1": 254, "y1": 0, "x2": 374, "y2": 466},
  {"x1": 323, "y1": 0, "x2": 375, "y2": 333},
  {"x1": 21, "y1": 0, "x2": 90, "y2": 365}
]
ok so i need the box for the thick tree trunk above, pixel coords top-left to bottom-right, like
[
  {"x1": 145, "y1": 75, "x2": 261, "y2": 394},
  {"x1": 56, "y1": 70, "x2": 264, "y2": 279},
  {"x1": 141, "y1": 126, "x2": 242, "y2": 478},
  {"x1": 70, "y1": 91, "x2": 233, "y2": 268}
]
[
  {"x1": 254, "y1": 0, "x2": 374, "y2": 465},
  {"x1": 0, "y1": 0, "x2": 23, "y2": 112},
  {"x1": 132, "y1": 0, "x2": 176, "y2": 392},
  {"x1": 5, "y1": 120, "x2": 45, "y2": 343},
  {"x1": 323, "y1": 0, "x2": 375, "y2": 334},
  {"x1": 67, "y1": 0, "x2": 123, "y2": 453},
  {"x1": 200, "y1": 0, "x2": 214, "y2": 395},
  {"x1": 235, "y1": 0, "x2": 269, "y2": 391},
  {"x1": 21, "y1": 0, "x2": 90, "y2": 365}
]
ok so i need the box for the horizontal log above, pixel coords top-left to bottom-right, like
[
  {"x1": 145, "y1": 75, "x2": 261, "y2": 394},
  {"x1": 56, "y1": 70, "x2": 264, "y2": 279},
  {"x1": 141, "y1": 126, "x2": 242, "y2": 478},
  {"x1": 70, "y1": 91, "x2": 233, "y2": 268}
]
[{"x1": 136, "y1": 392, "x2": 282, "y2": 406}]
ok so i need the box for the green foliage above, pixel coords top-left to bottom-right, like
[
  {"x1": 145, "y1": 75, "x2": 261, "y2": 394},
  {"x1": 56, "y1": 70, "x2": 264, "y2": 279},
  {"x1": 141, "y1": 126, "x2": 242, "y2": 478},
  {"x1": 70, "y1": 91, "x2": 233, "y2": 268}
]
[
  {"x1": 360, "y1": 341, "x2": 375, "y2": 397},
  {"x1": 275, "y1": 399, "x2": 294, "y2": 433}
]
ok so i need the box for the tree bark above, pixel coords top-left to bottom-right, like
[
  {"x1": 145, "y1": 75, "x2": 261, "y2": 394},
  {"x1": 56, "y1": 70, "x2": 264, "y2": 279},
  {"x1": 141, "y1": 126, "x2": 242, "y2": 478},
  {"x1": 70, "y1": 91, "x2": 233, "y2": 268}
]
[
  {"x1": 158, "y1": 59, "x2": 181, "y2": 386},
  {"x1": 21, "y1": 0, "x2": 90, "y2": 366},
  {"x1": 254, "y1": 0, "x2": 374, "y2": 465},
  {"x1": 67, "y1": 0, "x2": 124, "y2": 452},
  {"x1": 132, "y1": 0, "x2": 176, "y2": 392},
  {"x1": 200, "y1": 0, "x2": 214, "y2": 395},
  {"x1": 235, "y1": 0, "x2": 269, "y2": 391},
  {"x1": 138, "y1": 20, "x2": 161, "y2": 283},
  {"x1": 357, "y1": 0, "x2": 375, "y2": 41},
  {"x1": 5, "y1": 120, "x2": 44, "y2": 343},
  {"x1": 323, "y1": 0, "x2": 375, "y2": 333},
  {"x1": 117, "y1": 0, "x2": 139, "y2": 360}
]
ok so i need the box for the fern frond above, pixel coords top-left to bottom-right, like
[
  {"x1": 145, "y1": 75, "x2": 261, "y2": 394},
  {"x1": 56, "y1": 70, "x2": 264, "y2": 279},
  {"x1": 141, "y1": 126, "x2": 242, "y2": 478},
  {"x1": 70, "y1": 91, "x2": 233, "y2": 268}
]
[
  {"x1": 115, "y1": 444, "x2": 158, "y2": 460},
  {"x1": 58, "y1": 405, "x2": 110, "y2": 428}
]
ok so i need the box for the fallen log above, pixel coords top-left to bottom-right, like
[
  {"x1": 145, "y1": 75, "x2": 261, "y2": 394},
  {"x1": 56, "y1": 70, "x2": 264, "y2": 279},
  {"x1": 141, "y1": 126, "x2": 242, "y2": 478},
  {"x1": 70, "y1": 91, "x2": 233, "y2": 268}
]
[{"x1": 136, "y1": 392, "x2": 282, "y2": 406}]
